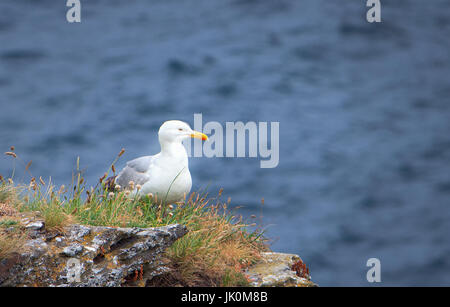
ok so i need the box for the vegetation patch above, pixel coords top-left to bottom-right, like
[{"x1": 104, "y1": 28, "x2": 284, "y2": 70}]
[
  {"x1": 0, "y1": 150, "x2": 268, "y2": 286},
  {"x1": 0, "y1": 227, "x2": 27, "y2": 261}
]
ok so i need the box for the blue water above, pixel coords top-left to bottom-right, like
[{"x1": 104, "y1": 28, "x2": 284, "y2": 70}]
[{"x1": 1, "y1": 0, "x2": 450, "y2": 286}]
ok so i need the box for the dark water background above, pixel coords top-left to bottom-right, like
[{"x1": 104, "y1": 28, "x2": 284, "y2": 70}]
[{"x1": 1, "y1": 0, "x2": 450, "y2": 286}]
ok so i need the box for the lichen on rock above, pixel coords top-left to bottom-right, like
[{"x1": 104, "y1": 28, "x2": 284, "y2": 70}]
[
  {"x1": 0, "y1": 213, "x2": 187, "y2": 287},
  {"x1": 244, "y1": 252, "x2": 317, "y2": 287},
  {"x1": 1, "y1": 211, "x2": 316, "y2": 287}
]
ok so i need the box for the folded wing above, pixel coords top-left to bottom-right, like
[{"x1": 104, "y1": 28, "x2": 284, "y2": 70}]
[{"x1": 115, "y1": 155, "x2": 154, "y2": 189}]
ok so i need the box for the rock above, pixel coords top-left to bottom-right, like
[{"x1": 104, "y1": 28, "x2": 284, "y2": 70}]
[
  {"x1": 0, "y1": 220, "x2": 188, "y2": 287},
  {"x1": 25, "y1": 221, "x2": 45, "y2": 230},
  {"x1": 61, "y1": 244, "x2": 84, "y2": 257},
  {"x1": 245, "y1": 252, "x2": 317, "y2": 287},
  {"x1": 1, "y1": 211, "x2": 315, "y2": 287}
]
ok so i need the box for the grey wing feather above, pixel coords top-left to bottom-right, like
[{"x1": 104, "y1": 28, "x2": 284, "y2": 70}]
[
  {"x1": 126, "y1": 156, "x2": 155, "y2": 172},
  {"x1": 115, "y1": 155, "x2": 155, "y2": 189}
]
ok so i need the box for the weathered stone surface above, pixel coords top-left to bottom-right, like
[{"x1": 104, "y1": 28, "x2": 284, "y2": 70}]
[
  {"x1": 61, "y1": 244, "x2": 84, "y2": 257},
  {"x1": 245, "y1": 252, "x2": 317, "y2": 287},
  {"x1": 1, "y1": 212, "x2": 315, "y2": 287},
  {"x1": 0, "y1": 215, "x2": 188, "y2": 287},
  {"x1": 25, "y1": 221, "x2": 44, "y2": 230}
]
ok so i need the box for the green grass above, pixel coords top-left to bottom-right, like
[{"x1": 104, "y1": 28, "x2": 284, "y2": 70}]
[{"x1": 0, "y1": 219, "x2": 18, "y2": 227}]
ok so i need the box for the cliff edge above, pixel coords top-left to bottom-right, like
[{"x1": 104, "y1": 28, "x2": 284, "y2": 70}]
[{"x1": 0, "y1": 211, "x2": 316, "y2": 287}]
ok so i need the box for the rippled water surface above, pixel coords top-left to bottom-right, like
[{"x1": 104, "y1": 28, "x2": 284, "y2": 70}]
[{"x1": 1, "y1": 0, "x2": 450, "y2": 285}]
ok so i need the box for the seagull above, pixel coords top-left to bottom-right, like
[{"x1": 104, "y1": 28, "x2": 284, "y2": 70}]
[{"x1": 109, "y1": 120, "x2": 208, "y2": 204}]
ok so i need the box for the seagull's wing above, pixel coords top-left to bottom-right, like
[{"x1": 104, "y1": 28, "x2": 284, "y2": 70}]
[
  {"x1": 126, "y1": 155, "x2": 155, "y2": 173},
  {"x1": 115, "y1": 155, "x2": 155, "y2": 188}
]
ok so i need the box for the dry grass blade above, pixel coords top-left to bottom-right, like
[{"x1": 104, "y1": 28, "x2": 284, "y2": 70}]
[
  {"x1": 0, "y1": 231, "x2": 27, "y2": 260},
  {"x1": 25, "y1": 160, "x2": 32, "y2": 171},
  {"x1": 0, "y1": 203, "x2": 17, "y2": 216}
]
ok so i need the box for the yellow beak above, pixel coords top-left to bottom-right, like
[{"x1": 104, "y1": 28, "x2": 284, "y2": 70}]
[{"x1": 190, "y1": 130, "x2": 208, "y2": 141}]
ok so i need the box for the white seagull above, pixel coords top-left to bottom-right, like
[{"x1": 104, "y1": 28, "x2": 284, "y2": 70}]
[{"x1": 112, "y1": 120, "x2": 208, "y2": 204}]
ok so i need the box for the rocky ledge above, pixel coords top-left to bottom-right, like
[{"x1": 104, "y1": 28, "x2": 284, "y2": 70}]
[
  {"x1": 0, "y1": 212, "x2": 316, "y2": 287},
  {"x1": 245, "y1": 252, "x2": 317, "y2": 287},
  {"x1": 0, "y1": 213, "x2": 187, "y2": 287}
]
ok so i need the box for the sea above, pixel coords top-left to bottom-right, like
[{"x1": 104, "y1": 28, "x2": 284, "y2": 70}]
[{"x1": 0, "y1": 0, "x2": 449, "y2": 286}]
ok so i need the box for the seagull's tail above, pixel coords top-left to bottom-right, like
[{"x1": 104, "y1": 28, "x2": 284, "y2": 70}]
[{"x1": 104, "y1": 175, "x2": 117, "y2": 192}]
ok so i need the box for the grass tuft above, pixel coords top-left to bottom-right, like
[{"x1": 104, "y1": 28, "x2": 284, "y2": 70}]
[{"x1": 0, "y1": 226, "x2": 27, "y2": 261}]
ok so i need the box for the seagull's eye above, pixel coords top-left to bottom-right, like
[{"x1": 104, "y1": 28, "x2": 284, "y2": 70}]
[{"x1": 178, "y1": 128, "x2": 183, "y2": 131}]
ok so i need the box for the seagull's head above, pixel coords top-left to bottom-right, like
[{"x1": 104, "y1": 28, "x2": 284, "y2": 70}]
[{"x1": 158, "y1": 120, "x2": 208, "y2": 144}]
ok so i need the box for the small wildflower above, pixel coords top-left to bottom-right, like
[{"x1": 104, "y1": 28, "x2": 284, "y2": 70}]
[
  {"x1": 108, "y1": 192, "x2": 115, "y2": 198},
  {"x1": 115, "y1": 184, "x2": 121, "y2": 191},
  {"x1": 118, "y1": 148, "x2": 125, "y2": 157},
  {"x1": 168, "y1": 212, "x2": 173, "y2": 217},
  {"x1": 10, "y1": 146, "x2": 15, "y2": 151},
  {"x1": 128, "y1": 181, "x2": 135, "y2": 190},
  {"x1": 168, "y1": 204, "x2": 174, "y2": 210},
  {"x1": 124, "y1": 190, "x2": 131, "y2": 197},
  {"x1": 111, "y1": 164, "x2": 116, "y2": 173},
  {"x1": 136, "y1": 184, "x2": 142, "y2": 191},
  {"x1": 8, "y1": 178, "x2": 13, "y2": 185}
]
